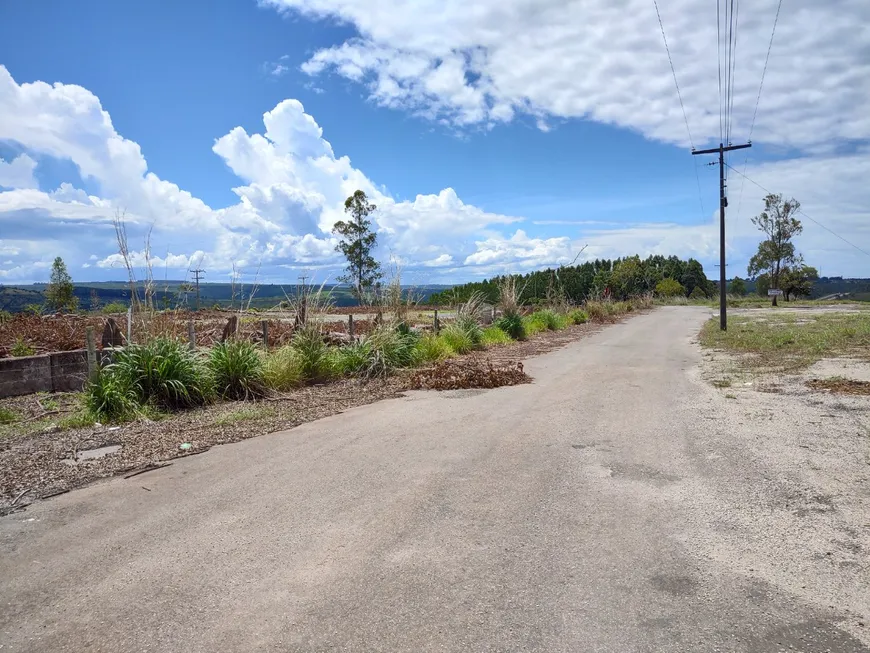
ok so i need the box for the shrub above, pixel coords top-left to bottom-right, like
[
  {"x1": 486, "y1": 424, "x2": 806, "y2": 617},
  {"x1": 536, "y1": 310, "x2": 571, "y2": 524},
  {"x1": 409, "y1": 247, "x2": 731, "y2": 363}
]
[
  {"x1": 440, "y1": 324, "x2": 474, "y2": 354},
  {"x1": 0, "y1": 407, "x2": 18, "y2": 424},
  {"x1": 83, "y1": 371, "x2": 140, "y2": 423},
  {"x1": 495, "y1": 313, "x2": 526, "y2": 340},
  {"x1": 453, "y1": 314, "x2": 484, "y2": 347},
  {"x1": 262, "y1": 346, "x2": 305, "y2": 390},
  {"x1": 655, "y1": 278, "x2": 685, "y2": 297},
  {"x1": 568, "y1": 309, "x2": 588, "y2": 325},
  {"x1": 415, "y1": 333, "x2": 454, "y2": 362},
  {"x1": 10, "y1": 338, "x2": 35, "y2": 357},
  {"x1": 689, "y1": 286, "x2": 707, "y2": 300},
  {"x1": 331, "y1": 340, "x2": 373, "y2": 377},
  {"x1": 290, "y1": 325, "x2": 334, "y2": 382},
  {"x1": 482, "y1": 326, "x2": 511, "y2": 346},
  {"x1": 363, "y1": 326, "x2": 421, "y2": 377},
  {"x1": 111, "y1": 338, "x2": 212, "y2": 410},
  {"x1": 102, "y1": 302, "x2": 128, "y2": 314},
  {"x1": 23, "y1": 304, "x2": 43, "y2": 316},
  {"x1": 209, "y1": 340, "x2": 266, "y2": 400},
  {"x1": 0, "y1": 310, "x2": 11, "y2": 323},
  {"x1": 526, "y1": 309, "x2": 566, "y2": 333}
]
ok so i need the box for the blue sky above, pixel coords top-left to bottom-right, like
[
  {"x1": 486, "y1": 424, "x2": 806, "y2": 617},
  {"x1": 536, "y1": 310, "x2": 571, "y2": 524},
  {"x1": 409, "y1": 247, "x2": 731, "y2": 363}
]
[{"x1": 1, "y1": 0, "x2": 868, "y2": 285}]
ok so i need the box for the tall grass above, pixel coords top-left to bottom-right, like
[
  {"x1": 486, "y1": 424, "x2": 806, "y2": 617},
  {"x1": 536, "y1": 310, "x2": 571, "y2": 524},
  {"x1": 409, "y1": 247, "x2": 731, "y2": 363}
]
[
  {"x1": 495, "y1": 313, "x2": 526, "y2": 340},
  {"x1": 415, "y1": 333, "x2": 455, "y2": 362},
  {"x1": 262, "y1": 346, "x2": 305, "y2": 390},
  {"x1": 290, "y1": 324, "x2": 335, "y2": 382},
  {"x1": 482, "y1": 326, "x2": 511, "y2": 346},
  {"x1": 209, "y1": 340, "x2": 266, "y2": 400},
  {"x1": 440, "y1": 324, "x2": 475, "y2": 354}
]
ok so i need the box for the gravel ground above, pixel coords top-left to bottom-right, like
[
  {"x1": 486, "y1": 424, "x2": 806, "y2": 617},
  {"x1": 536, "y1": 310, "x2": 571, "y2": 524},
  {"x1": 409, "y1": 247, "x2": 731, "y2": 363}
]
[{"x1": 0, "y1": 320, "x2": 603, "y2": 514}]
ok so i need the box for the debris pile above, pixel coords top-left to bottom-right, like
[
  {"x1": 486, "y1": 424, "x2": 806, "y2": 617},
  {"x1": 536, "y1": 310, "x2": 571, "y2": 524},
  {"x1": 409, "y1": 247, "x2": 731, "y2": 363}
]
[{"x1": 408, "y1": 360, "x2": 530, "y2": 391}]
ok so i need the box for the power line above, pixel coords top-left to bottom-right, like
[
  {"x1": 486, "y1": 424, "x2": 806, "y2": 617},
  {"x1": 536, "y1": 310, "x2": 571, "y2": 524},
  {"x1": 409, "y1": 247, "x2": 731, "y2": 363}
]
[
  {"x1": 717, "y1": 0, "x2": 724, "y2": 143},
  {"x1": 724, "y1": 162, "x2": 870, "y2": 260},
  {"x1": 653, "y1": 0, "x2": 707, "y2": 219}
]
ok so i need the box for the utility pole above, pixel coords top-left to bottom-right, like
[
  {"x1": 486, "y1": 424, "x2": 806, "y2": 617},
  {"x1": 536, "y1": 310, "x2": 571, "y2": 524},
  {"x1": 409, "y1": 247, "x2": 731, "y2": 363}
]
[
  {"x1": 692, "y1": 141, "x2": 751, "y2": 330},
  {"x1": 191, "y1": 268, "x2": 205, "y2": 311}
]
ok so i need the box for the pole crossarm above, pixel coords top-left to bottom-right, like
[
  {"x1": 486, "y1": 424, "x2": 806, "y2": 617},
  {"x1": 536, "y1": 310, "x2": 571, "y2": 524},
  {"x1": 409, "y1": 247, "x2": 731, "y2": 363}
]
[{"x1": 692, "y1": 142, "x2": 752, "y2": 156}]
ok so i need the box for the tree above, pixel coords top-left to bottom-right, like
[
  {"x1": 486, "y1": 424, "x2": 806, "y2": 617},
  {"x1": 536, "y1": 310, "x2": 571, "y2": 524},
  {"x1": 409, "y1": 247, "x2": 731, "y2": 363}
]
[
  {"x1": 89, "y1": 288, "x2": 101, "y2": 312},
  {"x1": 333, "y1": 190, "x2": 382, "y2": 301},
  {"x1": 681, "y1": 259, "x2": 710, "y2": 297},
  {"x1": 747, "y1": 193, "x2": 803, "y2": 306},
  {"x1": 45, "y1": 257, "x2": 77, "y2": 312},
  {"x1": 655, "y1": 278, "x2": 685, "y2": 297},
  {"x1": 728, "y1": 277, "x2": 746, "y2": 296},
  {"x1": 781, "y1": 263, "x2": 819, "y2": 301}
]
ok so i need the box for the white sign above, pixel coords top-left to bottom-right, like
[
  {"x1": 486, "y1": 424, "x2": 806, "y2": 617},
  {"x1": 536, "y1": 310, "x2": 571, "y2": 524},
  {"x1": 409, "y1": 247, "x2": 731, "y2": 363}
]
[{"x1": 768, "y1": 289, "x2": 783, "y2": 296}]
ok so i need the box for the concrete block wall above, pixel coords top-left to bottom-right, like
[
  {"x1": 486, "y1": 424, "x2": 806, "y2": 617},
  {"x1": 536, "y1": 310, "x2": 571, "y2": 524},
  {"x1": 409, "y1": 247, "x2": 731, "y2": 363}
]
[{"x1": 0, "y1": 349, "x2": 88, "y2": 398}]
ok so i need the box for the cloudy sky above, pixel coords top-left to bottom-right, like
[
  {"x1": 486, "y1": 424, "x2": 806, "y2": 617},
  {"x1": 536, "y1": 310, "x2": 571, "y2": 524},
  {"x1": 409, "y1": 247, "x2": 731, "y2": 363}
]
[{"x1": 0, "y1": 0, "x2": 868, "y2": 286}]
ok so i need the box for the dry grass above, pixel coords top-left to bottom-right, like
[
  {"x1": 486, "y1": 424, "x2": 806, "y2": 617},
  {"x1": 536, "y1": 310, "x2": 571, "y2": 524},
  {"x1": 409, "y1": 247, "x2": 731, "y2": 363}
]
[{"x1": 700, "y1": 311, "x2": 870, "y2": 372}]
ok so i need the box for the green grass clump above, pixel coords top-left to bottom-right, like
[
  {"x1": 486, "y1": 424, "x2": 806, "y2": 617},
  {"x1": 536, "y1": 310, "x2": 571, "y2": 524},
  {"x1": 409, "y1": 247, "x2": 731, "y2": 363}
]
[
  {"x1": 262, "y1": 346, "x2": 306, "y2": 390},
  {"x1": 568, "y1": 309, "x2": 588, "y2": 325},
  {"x1": 290, "y1": 325, "x2": 335, "y2": 382},
  {"x1": 495, "y1": 313, "x2": 526, "y2": 340},
  {"x1": 415, "y1": 333, "x2": 455, "y2": 362},
  {"x1": 83, "y1": 371, "x2": 141, "y2": 423},
  {"x1": 0, "y1": 407, "x2": 18, "y2": 424},
  {"x1": 440, "y1": 324, "x2": 474, "y2": 354},
  {"x1": 58, "y1": 411, "x2": 97, "y2": 429},
  {"x1": 113, "y1": 338, "x2": 213, "y2": 410},
  {"x1": 524, "y1": 309, "x2": 567, "y2": 334},
  {"x1": 102, "y1": 302, "x2": 128, "y2": 314},
  {"x1": 363, "y1": 326, "x2": 421, "y2": 377},
  {"x1": 10, "y1": 338, "x2": 35, "y2": 357},
  {"x1": 453, "y1": 314, "x2": 484, "y2": 347},
  {"x1": 482, "y1": 326, "x2": 512, "y2": 346},
  {"x1": 331, "y1": 340, "x2": 372, "y2": 377},
  {"x1": 209, "y1": 340, "x2": 266, "y2": 400}
]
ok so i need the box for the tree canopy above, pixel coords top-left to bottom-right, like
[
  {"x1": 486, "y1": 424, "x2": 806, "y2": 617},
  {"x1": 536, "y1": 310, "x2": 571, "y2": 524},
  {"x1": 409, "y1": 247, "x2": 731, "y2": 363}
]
[
  {"x1": 332, "y1": 190, "x2": 382, "y2": 301},
  {"x1": 45, "y1": 257, "x2": 77, "y2": 312}
]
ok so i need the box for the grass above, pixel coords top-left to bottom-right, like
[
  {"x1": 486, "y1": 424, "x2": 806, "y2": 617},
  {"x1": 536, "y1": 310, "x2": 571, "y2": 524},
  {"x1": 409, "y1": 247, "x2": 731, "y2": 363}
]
[
  {"x1": 481, "y1": 326, "x2": 512, "y2": 346},
  {"x1": 0, "y1": 407, "x2": 17, "y2": 424},
  {"x1": 213, "y1": 405, "x2": 277, "y2": 426},
  {"x1": 262, "y1": 346, "x2": 305, "y2": 390},
  {"x1": 209, "y1": 340, "x2": 267, "y2": 400},
  {"x1": 523, "y1": 309, "x2": 568, "y2": 336},
  {"x1": 440, "y1": 324, "x2": 475, "y2": 354},
  {"x1": 700, "y1": 311, "x2": 870, "y2": 371},
  {"x1": 10, "y1": 338, "x2": 35, "y2": 357},
  {"x1": 415, "y1": 333, "x2": 455, "y2": 362},
  {"x1": 290, "y1": 325, "x2": 335, "y2": 382}
]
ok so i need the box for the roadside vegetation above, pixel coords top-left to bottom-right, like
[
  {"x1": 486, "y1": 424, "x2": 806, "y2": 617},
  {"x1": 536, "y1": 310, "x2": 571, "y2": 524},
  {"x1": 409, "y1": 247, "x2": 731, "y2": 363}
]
[{"x1": 700, "y1": 311, "x2": 870, "y2": 372}]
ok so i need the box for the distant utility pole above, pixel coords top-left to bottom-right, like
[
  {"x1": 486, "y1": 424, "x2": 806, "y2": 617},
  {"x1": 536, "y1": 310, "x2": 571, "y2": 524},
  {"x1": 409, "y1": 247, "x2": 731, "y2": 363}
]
[
  {"x1": 692, "y1": 141, "x2": 751, "y2": 331},
  {"x1": 192, "y1": 268, "x2": 205, "y2": 311}
]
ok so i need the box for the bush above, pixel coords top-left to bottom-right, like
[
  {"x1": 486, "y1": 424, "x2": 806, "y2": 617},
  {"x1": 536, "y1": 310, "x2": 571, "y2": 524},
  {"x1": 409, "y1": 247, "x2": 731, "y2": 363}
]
[
  {"x1": 525, "y1": 309, "x2": 567, "y2": 334},
  {"x1": 453, "y1": 314, "x2": 484, "y2": 347},
  {"x1": 440, "y1": 324, "x2": 474, "y2": 354},
  {"x1": 331, "y1": 340, "x2": 373, "y2": 377},
  {"x1": 568, "y1": 309, "x2": 588, "y2": 325},
  {"x1": 10, "y1": 338, "x2": 35, "y2": 357},
  {"x1": 102, "y1": 302, "x2": 128, "y2": 314},
  {"x1": 415, "y1": 333, "x2": 454, "y2": 362},
  {"x1": 655, "y1": 278, "x2": 685, "y2": 297},
  {"x1": 0, "y1": 310, "x2": 11, "y2": 323},
  {"x1": 262, "y1": 346, "x2": 305, "y2": 390},
  {"x1": 363, "y1": 326, "x2": 421, "y2": 377},
  {"x1": 482, "y1": 326, "x2": 511, "y2": 346},
  {"x1": 209, "y1": 340, "x2": 266, "y2": 400},
  {"x1": 83, "y1": 371, "x2": 140, "y2": 423},
  {"x1": 495, "y1": 313, "x2": 526, "y2": 340},
  {"x1": 689, "y1": 286, "x2": 707, "y2": 300},
  {"x1": 111, "y1": 338, "x2": 212, "y2": 410},
  {"x1": 290, "y1": 325, "x2": 334, "y2": 382}
]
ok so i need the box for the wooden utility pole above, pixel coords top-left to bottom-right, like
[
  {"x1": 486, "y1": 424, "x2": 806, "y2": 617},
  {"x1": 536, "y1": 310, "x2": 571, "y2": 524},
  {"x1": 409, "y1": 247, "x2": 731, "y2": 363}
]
[
  {"x1": 191, "y1": 268, "x2": 205, "y2": 311},
  {"x1": 692, "y1": 141, "x2": 751, "y2": 330}
]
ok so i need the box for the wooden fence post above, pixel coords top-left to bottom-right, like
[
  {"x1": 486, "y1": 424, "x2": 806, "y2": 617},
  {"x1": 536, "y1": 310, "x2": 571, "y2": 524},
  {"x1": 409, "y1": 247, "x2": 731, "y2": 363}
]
[
  {"x1": 348, "y1": 314, "x2": 354, "y2": 338},
  {"x1": 86, "y1": 327, "x2": 98, "y2": 381},
  {"x1": 188, "y1": 320, "x2": 196, "y2": 351},
  {"x1": 126, "y1": 306, "x2": 133, "y2": 344},
  {"x1": 434, "y1": 309, "x2": 440, "y2": 333},
  {"x1": 261, "y1": 320, "x2": 269, "y2": 350}
]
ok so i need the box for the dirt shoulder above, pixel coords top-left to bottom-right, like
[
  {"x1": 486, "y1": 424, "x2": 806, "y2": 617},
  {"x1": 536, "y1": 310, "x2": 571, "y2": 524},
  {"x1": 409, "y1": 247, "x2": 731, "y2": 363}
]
[{"x1": 1, "y1": 320, "x2": 605, "y2": 513}]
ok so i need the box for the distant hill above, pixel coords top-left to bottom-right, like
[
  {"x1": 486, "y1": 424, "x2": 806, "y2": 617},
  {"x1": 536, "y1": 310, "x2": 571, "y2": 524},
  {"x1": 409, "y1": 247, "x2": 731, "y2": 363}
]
[{"x1": 0, "y1": 281, "x2": 452, "y2": 314}]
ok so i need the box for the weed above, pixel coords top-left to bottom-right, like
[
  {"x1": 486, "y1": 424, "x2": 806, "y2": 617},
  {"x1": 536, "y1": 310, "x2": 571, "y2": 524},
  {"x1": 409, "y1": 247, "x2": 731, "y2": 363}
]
[
  {"x1": 525, "y1": 309, "x2": 567, "y2": 334},
  {"x1": 102, "y1": 302, "x2": 128, "y2": 314},
  {"x1": 83, "y1": 370, "x2": 141, "y2": 423},
  {"x1": 568, "y1": 309, "x2": 588, "y2": 325},
  {"x1": 0, "y1": 407, "x2": 18, "y2": 424},
  {"x1": 209, "y1": 340, "x2": 267, "y2": 400},
  {"x1": 58, "y1": 411, "x2": 97, "y2": 429},
  {"x1": 495, "y1": 313, "x2": 526, "y2": 340},
  {"x1": 482, "y1": 326, "x2": 512, "y2": 346},
  {"x1": 440, "y1": 324, "x2": 474, "y2": 354},
  {"x1": 453, "y1": 314, "x2": 484, "y2": 347},
  {"x1": 331, "y1": 340, "x2": 373, "y2": 376},
  {"x1": 10, "y1": 338, "x2": 35, "y2": 357},
  {"x1": 262, "y1": 346, "x2": 306, "y2": 390},
  {"x1": 363, "y1": 326, "x2": 421, "y2": 377}
]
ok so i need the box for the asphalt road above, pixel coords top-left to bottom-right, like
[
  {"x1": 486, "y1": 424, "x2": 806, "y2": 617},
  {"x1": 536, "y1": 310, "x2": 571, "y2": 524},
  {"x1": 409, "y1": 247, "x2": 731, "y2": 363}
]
[{"x1": 2, "y1": 307, "x2": 868, "y2": 652}]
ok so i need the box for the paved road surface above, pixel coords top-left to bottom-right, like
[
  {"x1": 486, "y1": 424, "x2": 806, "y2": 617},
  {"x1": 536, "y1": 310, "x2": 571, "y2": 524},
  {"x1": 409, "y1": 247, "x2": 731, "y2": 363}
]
[{"x1": 2, "y1": 307, "x2": 868, "y2": 652}]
